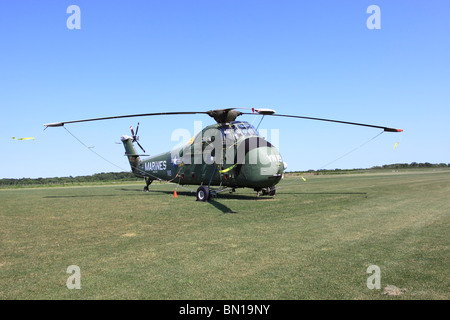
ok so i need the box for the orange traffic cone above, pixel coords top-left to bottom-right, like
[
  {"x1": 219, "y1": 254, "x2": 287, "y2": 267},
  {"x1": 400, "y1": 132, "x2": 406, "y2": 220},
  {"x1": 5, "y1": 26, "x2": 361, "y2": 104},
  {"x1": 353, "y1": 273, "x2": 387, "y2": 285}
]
[{"x1": 173, "y1": 190, "x2": 178, "y2": 198}]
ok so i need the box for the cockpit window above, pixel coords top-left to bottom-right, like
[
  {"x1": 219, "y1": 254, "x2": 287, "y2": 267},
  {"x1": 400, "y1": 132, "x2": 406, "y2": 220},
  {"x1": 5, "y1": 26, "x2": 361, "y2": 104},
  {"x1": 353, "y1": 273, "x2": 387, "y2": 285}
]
[
  {"x1": 222, "y1": 128, "x2": 235, "y2": 144},
  {"x1": 233, "y1": 122, "x2": 258, "y2": 136},
  {"x1": 221, "y1": 121, "x2": 259, "y2": 141}
]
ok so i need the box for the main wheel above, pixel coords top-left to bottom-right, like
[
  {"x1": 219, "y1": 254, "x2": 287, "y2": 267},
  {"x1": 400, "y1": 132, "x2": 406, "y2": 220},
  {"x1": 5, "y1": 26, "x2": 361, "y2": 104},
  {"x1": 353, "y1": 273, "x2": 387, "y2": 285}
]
[{"x1": 196, "y1": 186, "x2": 210, "y2": 202}]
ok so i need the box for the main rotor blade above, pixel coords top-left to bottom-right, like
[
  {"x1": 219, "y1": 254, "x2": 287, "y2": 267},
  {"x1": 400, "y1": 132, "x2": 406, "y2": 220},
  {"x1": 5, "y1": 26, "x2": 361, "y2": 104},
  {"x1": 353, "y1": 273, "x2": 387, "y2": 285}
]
[
  {"x1": 243, "y1": 112, "x2": 403, "y2": 132},
  {"x1": 44, "y1": 111, "x2": 207, "y2": 127}
]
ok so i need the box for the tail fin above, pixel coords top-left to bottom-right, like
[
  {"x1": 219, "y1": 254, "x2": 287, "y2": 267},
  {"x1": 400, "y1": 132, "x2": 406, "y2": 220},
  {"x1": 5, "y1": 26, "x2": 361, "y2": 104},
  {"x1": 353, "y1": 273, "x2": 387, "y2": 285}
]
[{"x1": 121, "y1": 135, "x2": 141, "y2": 175}]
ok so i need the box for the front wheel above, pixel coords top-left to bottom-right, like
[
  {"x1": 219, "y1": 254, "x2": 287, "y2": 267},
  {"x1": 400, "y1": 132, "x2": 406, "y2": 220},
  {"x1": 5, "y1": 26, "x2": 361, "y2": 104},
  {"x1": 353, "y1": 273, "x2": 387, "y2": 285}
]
[
  {"x1": 196, "y1": 186, "x2": 210, "y2": 202},
  {"x1": 269, "y1": 186, "x2": 276, "y2": 196},
  {"x1": 261, "y1": 187, "x2": 276, "y2": 196}
]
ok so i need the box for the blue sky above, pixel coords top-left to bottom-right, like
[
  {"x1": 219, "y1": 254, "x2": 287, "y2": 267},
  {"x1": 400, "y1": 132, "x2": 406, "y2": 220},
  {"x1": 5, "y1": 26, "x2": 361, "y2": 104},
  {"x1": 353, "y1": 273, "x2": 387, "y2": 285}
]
[{"x1": 1, "y1": 0, "x2": 449, "y2": 178}]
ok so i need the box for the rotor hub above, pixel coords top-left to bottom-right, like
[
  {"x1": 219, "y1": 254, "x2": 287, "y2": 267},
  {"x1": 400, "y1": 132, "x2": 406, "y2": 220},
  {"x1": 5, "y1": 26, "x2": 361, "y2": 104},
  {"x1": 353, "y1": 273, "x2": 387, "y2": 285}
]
[{"x1": 206, "y1": 109, "x2": 243, "y2": 124}]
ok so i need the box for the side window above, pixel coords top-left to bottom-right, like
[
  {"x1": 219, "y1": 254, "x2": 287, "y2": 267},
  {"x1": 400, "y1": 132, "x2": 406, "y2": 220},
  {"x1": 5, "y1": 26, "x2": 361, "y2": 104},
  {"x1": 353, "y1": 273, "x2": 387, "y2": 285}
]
[{"x1": 223, "y1": 128, "x2": 235, "y2": 145}]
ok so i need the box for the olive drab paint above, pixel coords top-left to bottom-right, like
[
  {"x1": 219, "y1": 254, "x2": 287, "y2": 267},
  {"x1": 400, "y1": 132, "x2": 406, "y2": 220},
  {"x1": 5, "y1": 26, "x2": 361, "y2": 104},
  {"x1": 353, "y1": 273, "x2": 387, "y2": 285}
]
[{"x1": 121, "y1": 121, "x2": 285, "y2": 191}]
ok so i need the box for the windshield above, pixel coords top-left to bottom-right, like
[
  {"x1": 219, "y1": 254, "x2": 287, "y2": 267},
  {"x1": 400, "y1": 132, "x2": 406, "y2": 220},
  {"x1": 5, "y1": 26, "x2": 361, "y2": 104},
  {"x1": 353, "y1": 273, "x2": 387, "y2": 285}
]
[
  {"x1": 221, "y1": 121, "x2": 259, "y2": 141},
  {"x1": 233, "y1": 122, "x2": 259, "y2": 137}
]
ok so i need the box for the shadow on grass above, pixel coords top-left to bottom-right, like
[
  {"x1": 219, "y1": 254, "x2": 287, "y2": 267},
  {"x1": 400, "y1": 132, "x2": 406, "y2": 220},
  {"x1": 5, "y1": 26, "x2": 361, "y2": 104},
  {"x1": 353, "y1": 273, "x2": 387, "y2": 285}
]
[
  {"x1": 127, "y1": 189, "x2": 253, "y2": 213},
  {"x1": 280, "y1": 192, "x2": 368, "y2": 195},
  {"x1": 44, "y1": 188, "x2": 367, "y2": 201},
  {"x1": 208, "y1": 199, "x2": 239, "y2": 214},
  {"x1": 118, "y1": 187, "x2": 367, "y2": 196},
  {"x1": 142, "y1": 189, "x2": 262, "y2": 201},
  {"x1": 43, "y1": 192, "x2": 239, "y2": 214},
  {"x1": 43, "y1": 194, "x2": 119, "y2": 198}
]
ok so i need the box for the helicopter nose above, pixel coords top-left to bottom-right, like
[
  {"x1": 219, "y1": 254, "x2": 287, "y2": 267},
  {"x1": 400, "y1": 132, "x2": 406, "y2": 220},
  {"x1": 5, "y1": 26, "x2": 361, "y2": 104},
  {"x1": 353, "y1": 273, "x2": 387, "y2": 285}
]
[
  {"x1": 239, "y1": 143, "x2": 284, "y2": 187},
  {"x1": 257, "y1": 147, "x2": 284, "y2": 177}
]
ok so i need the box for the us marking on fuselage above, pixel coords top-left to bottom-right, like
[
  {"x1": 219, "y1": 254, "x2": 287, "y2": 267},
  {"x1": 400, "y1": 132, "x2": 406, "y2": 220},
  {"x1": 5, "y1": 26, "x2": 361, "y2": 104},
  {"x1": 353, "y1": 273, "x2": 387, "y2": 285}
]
[
  {"x1": 171, "y1": 155, "x2": 182, "y2": 166},
  {"x1": 144, "y1": 160, "x2": 167, "y2": 171}
]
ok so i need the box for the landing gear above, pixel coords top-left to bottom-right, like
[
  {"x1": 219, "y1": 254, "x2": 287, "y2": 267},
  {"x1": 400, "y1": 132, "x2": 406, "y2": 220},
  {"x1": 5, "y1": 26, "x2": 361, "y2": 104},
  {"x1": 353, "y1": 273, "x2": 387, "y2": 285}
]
[
  {"x1": 143, "y1": 178, "x2": 152, "y2": 192},
  {"x1": 268, "y1": 186, "x2": 276, "y2": 196},
  {"x1": 196, "y1": 185, "x2": 211, "y2": 202},
  {"x1": 262, "y1": 186, "x2": 276, "y2": 196},
  {"x1": 256, "y1": 186, "x2": 276, "y2": 198}
]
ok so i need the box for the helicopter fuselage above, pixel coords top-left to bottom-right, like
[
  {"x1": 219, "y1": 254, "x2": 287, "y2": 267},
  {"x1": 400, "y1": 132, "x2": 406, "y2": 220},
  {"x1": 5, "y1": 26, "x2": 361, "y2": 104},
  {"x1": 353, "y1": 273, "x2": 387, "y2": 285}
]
[{"x1": 122, "y1": 121, "x2": 285, "y2": 193}]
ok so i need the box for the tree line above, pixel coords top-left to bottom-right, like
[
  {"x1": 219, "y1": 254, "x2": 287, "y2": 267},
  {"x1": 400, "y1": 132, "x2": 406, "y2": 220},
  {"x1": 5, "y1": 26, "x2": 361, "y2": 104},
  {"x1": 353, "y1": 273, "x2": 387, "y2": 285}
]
[
  {"x1": 372, "y1": 162, "x2": 449, "y2": 169},
  {"x1": 290, "y1": 162, "x2": 450, "y2": 175},
  {"x1": 0, "y1": 172, "x2": 141, "y2": 187},
  {"x1": 2, "y1": 162, "x2": 449, "y2": 187}
]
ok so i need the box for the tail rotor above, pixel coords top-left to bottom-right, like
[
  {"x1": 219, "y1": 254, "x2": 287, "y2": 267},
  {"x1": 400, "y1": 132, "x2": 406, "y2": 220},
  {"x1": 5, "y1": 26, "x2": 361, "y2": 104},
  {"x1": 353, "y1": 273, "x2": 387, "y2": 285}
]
[{"x1": 130, "y1": 122, "x2": 146, "y2": 153}]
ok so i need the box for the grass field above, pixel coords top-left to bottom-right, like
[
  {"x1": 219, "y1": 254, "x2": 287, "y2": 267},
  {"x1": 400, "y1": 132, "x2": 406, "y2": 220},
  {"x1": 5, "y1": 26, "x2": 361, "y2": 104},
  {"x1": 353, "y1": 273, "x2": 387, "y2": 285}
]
[{"x1": 0, "y1": 169, "x2": 449, "y2": 299}]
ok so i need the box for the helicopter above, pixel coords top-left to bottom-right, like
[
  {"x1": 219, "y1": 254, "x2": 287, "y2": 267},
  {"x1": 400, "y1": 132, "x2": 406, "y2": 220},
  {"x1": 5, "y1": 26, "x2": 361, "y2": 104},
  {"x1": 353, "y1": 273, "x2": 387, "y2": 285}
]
[{"x1": 44, "y1": 108, "x2": 402, "y2": 201}]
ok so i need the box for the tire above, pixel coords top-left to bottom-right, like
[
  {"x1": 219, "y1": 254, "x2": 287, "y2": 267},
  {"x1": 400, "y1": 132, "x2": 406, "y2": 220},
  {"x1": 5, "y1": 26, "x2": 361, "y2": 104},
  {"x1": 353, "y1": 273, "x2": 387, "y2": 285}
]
[
  {"x1": 196, "y1": 186, "x2": 210, "y2": 202},
  {"x1": 269, "y1": 186, "x2": 276, "y2": 196}
]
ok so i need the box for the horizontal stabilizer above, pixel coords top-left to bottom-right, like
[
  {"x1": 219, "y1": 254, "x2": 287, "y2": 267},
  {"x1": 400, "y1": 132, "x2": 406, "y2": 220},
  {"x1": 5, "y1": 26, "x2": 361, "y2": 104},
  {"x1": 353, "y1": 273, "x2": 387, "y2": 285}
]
[{"x1": 125, "y1": 153, "x2": 149, "y2": 157}]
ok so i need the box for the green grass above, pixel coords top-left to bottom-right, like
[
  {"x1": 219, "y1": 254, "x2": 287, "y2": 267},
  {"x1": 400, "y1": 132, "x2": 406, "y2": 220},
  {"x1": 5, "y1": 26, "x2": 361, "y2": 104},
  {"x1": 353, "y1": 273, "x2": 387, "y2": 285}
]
[{"x1": 0, "y1": 170, "x2": 449, "y2": 299}]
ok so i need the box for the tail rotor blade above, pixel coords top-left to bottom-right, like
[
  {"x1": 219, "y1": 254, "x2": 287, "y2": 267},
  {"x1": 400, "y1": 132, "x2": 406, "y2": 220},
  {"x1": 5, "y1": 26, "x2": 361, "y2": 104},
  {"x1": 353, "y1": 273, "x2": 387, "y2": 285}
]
[
  {"x1": 136, "y1": 141, "x2": 146, "y2": 153},
  {"x1": 135, "y1": 122, "x2": 140, "y2": 136}
]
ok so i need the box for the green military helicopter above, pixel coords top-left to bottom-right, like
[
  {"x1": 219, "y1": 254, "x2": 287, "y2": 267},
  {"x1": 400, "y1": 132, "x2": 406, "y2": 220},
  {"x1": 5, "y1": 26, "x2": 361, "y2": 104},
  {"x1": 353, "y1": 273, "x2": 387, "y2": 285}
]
[{"x1": 44, "y1": 108, "x2": 402, "y2": 201}]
